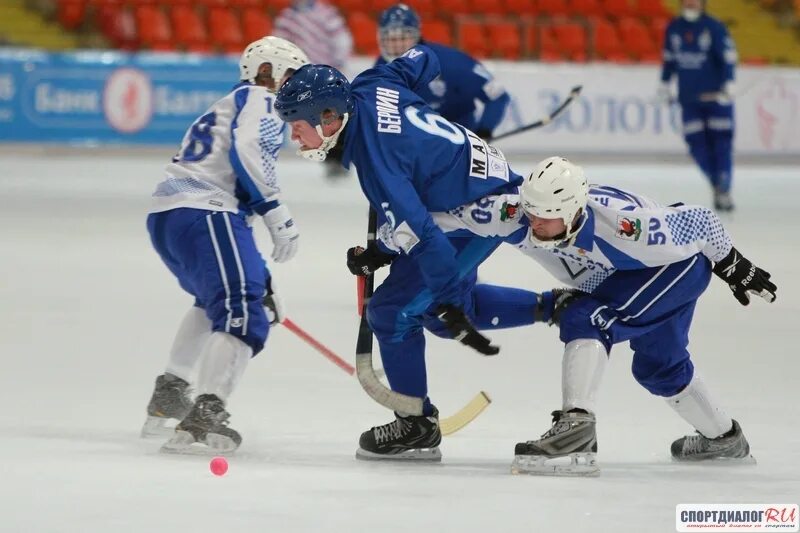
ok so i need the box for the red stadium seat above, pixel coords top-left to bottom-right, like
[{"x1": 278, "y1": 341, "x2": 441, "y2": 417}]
[
  {"x1": 99, "y1": 5, "x2": 138, "y2": 50},
  {"x1": 634, "y1": 0, "x2": 670, "y2": 18},
  {"x1": 523, "y1": 19, "x2": 538, "y2": 57},
  {"x1": 228, "y1": 0, "x2": 263, "y2": 7},
  {"x1": 348, "y1": 11, "x2": 379, "y2": 55},
  {"x1": 208, "y1": 7, "x2": 244, "y2": 53},
  {"x1": 336, "y1": 0, "x2": 364, "y2": 16},
  {"x1": 505, "y1": 0, "x2": 536, "y2": 15},
  {"x1": 373, "y1": 0, "x2": 398, "y2": 14},
  {"x1": 458, "y1": 20, "x2": 489, "y2": 58},
  {"x1": 57, "y1": 0, "x2": 87, "y2": 30},
  {"x1": 241, "y1": 8, "x2": 272, "y2": 43},
  {"x1": 553, "y1": 21, "x2": 588, "y2": 61},
  {"x1": 567, "y1": 0, "x2": 604, "y2": 18},
  {"x1": 538, "y1": 25, "x2": 561, "y2": 61},
  {"x1": 135, "y1": 5, "x2": 172, "y2": 50},
  {"x1": 591, "y1": 17, "x2": 628, "y2": 61},
  {"x1": 471, "y1": 0, "x2": 507, "y2": 15},
  {"x1": 650, "y1": 16, "x2": 668, "y2": 45},
  {"x1": 422, "y1": 19, "x2": 453, "y2": 45},
  {"x1": 599, "y1": 0, "x2": 637, "y2": 18},
  {"x1": 617, "y1": 16, "x2": 657, "y2": 61},
  {"x1": 437, "y1": 0, "x2": 472, "y2": 18},
  {"x1": 407, "y1": 0, "x2": 436, "y2": 18},
  {"x1": 266, "y1": 0, "x2": 292, "y2": 16},
  {"x1": 486, "y1": 21, "x2": 521, "y2": 59},
  {"x1": 170, "y1": 5, "x2": 209, "y2": 51},
  {"x1": 537, "y1": 0, "x2": 570, "y2": 17}
]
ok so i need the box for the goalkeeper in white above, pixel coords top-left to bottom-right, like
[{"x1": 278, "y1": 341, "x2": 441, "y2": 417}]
[{"x1": 140, "y1": 37, "x2": 308, "y2": 455}]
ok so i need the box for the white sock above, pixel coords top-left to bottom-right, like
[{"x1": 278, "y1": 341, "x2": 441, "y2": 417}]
[
  {"x1": 195, "y1": 332, "x2": 252, "y2": 402},
  {"x1": 562, "y1": 339, "x2": 608, "y2": 414},
  {"x1": 666, "y1": 372, "x2": 733, "y2": 439},
  {"x1": 165, "y1": 306, "x2": 212, "y2": 382}
]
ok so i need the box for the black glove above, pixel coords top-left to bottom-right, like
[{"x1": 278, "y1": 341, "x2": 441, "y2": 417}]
[
  {"x1": 435, "y1": 304, "x2": 499, "y2": 356},
  {"x1": 475, "y1": 129, "x2": 492, "y2": 141},
  {"x1": 534, "y1": 288, "x2": 587, "y2": 327},
  {"x1": 712, "y1": 247, "x2": 777, "y2": 306},
  {"x1": 347, "y1": 244, "x2": 395, "y2": 276}
]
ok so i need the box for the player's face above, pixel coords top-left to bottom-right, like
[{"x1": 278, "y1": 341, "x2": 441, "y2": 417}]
[
  {"x1": 380, "y1": 29, "x2": 417, "y2": 59},
  {"x1": 289, "y1": 120, "x2": 324, "y2": 150},
  {"x1": 526, "y1": 213, "x2": 568, "y2": 241}
]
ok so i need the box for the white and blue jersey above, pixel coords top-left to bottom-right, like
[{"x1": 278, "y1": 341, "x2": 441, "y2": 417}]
[
  {"x1": 341, "y1": 44, "x2": 522, "y2": 305},
  {"x1": 661, "y1": 14, "x2": 737, "y2": 105},
  {"x1": 374, "y1": 41, "x2": 510, "y2": 135},
  {"x1": 438, "y1": 184, "x2": 734, "y2": 396},
  {"x1": 151, "y1": 82, "x2": 286, "y2": 217},
  {"x1": 147, "y1": 82, "x2": 287, "y2": 355}
]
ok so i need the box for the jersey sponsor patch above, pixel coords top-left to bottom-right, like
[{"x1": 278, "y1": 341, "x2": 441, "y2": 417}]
[
  {"x1": 615, "y1": 215, "x2": 642, "y2": 241},
  {"x1": 466, "y1": 129, "x2": 509, "y2": 182},
  {"x1": 500, "y1": 201, "x2": 519, "y2": 221}
]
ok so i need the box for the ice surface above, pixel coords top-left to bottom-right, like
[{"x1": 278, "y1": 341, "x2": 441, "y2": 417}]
[{"x1": 1, "y1": 150, "x2": 797, "y2": 533}]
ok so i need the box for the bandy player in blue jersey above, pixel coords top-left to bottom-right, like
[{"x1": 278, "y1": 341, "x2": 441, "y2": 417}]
[
  {"x1": 659, "y1": 0, "x2": 738, "y2": 211},
  {"x1": 141, "y1": 37, "x2": 308, "y2": 455},
  {"x1": 374, "y1": 3, "x2": 510, "y2": 141},
  {"x1": 275, "y1": 46, "x2": 572, "y2": 461}
]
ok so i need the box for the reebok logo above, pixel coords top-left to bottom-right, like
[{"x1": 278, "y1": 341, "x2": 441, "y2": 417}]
[{"x1": 722, "y1": 252, "x2": 740, "y2": 278}]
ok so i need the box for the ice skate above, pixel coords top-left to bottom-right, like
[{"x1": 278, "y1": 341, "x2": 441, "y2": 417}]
[
  {"x1": 511, "y1": 409, "x2": 599, "y2": 477},
  {"x1": 140, "y1": 373, "x2": 193, "y2": 438},
  {"x1": 356, "y1": 408, "x2": 442, "y2": 462},
  {"x1": 713, "y1": 189, "x2": 734, "y2": 212},
  {"x1": 160, "y1": 394, "x2": 241, "y2": 455},
  {"x1": 671, "y1": 419, "x2": 754, "y2": 463}
]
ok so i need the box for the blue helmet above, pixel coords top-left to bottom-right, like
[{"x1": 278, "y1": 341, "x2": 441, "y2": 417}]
[
  {"x1": 378, "y1": 4, "x2": 421, "y2": 62},
  {"x1": 275, "y1": 64, "x2": 354, "y2": 127}
]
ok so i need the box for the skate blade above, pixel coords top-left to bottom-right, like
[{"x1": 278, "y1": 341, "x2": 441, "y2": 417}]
[
  {"x1": 159, "y1": 430, "x2": 239, "y2": 456},
  {"x1": 355, "y1": 447, "x2": 442, "y2": 462},
  {"x1": 671, "y1": 454, "x2": 757, "y2": 466},
  {"x1": 511, "y1": 452, "x2": 600, "y2": 477},
  {"x1": 141, "y1": 416, "x2": 179, "y2": 438}
]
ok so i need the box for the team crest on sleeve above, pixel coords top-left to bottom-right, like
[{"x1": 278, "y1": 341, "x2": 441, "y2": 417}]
[
  {"x1": 616, "y1": 216, "x2": 642, "y2": 241},
  {"x1": 500, "y1": 201, "x2": 519, "y2": 221}
]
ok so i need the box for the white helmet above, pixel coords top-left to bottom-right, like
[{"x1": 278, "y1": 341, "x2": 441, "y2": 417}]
[
  {"x1": 521, "y1": 156, "x2": 589, "y2": 247},
  {"x1": 239, "y1": 36, "x2": 309, "y2": 91}
]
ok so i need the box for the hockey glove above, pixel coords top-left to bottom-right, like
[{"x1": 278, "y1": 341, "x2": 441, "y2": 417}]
[
  {"x1": 346, "y1": 244, "x2": 395, "y2": 276},
  {"x1": 475, "y1": 129, "x2": 492, "y2": 141},
  {"x1": 263, "y1": 204, "x2": 299, "y2": 263},
  {"x1": 713, "y1": 247, "x2": 777, "y2": 306},
  {"x1": 263, "y1": 277, "x2": 285, "y2": 325},
  {"x1": 535, "y1": 288, "x2": 587, "y2": 326},
  {"x1": 435, "y1": 304, "x2": 500, "y2": 356}
]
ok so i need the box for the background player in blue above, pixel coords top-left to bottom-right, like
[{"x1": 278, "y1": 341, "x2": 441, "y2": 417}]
[
  {"x1": 375, "y1": 3, "x2": 510, "y2": 140},
  {"x1": 275, "y1": 47, "x2": 568, "y2": 461},
  {"x1": 440, "y1": 157, "x2": 776, "y2": 475},
  {"x1": 141, "y1": 37, "x2": 308, "y2": 454},
  {"x1": 659, "y1": 0, "x2": 738, "y2": 211}
]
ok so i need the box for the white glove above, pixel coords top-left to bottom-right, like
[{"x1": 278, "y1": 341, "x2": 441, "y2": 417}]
[
  {"x1": 720, "y1": 81, "x2": 736, "y2": 103},
  {"x1": 263, "y1": 277, "x2": 285, "y2": 325},
  {"x1": 656, "y1": 82, "x2": 672, "y2": 104},
  {"x1": 262, "y1": 204, "x2": 299, "y2": 263}
]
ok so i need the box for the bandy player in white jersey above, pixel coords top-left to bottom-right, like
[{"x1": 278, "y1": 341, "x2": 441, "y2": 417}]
[
  {"x1": 435, "y1": 156, "x2": 776, "y2": 475},
  {"x1": 140, "y1": 37, "x2": 309, "y2": 455}
]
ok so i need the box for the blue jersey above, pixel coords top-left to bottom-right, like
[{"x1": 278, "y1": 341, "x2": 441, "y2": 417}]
[
  {"x1": 374, "y1": 41, "x2": 510, "y2": 135},
  {"x1": 341, "y1": 45, "x2": 522, "y2": 303},
  {"x1": 661, "y1": 14, "x2": 737, "y2": 104}
]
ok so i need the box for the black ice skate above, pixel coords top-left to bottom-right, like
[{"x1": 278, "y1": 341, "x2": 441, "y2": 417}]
[
  {"x1": 356, "y1": 408, "x2": 442, "y2": 462},
  {"x1": 511, "y1": 409, "x2": 599, "y2": 477},
  {"x1": 140, "y1": 373, "x2": 193, "y2": 438},
  {"x1": 160, "y1": 394, "x2": 242, "y2": 455},
  {"x1": 671, "y1": 419, "x2": 754, "y2": 463}
]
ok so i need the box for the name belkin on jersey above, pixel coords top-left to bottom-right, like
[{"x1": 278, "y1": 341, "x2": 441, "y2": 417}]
[{"x1": 376, "y1": 87, "x2": 401, "y2": 134}]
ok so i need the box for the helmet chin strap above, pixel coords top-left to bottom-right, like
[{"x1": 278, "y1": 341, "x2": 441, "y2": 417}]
[{"x1": 298, "y1": 113, "x2": 350, "y2": 162}]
